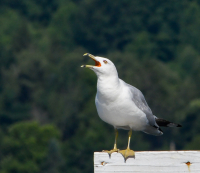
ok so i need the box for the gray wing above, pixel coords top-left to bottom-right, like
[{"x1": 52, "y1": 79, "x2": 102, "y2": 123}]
[{"x1": 126, "y1": 83, "x2": 157, "y2": 127}]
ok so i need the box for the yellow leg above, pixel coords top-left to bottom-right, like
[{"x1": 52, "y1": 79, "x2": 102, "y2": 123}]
[
  {"x1": 119, "y1": 130, "x2": 135, "y2": 162},
  {"x1": 113, "y1": 128, "x2": 118, "y2": 150},
  {"x1": 103, "y1": 129, "x2": 119, "y2": 157}
]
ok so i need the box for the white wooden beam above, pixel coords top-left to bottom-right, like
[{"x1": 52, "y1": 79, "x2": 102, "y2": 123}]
[{"x1": 94, "y1": 151, "x2": 200, "y2": 173}]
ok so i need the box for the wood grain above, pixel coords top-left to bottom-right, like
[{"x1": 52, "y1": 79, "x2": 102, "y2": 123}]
[{"x1": 94, "y1": 151, "x2": 200, "y2": 173}]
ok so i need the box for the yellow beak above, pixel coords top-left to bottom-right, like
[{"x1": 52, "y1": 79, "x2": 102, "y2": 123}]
[{"x1": 81, "y1": 53, "x2": 101, "y2": 67}]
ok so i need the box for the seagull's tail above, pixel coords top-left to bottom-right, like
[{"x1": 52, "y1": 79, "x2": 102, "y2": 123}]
[{"x1": 155, "y1": 118, "x2": 182, "y2": 127}]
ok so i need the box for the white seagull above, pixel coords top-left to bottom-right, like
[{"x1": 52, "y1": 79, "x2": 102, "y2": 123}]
[{"x1": 81, "y1": 53, "x2": 181, "y2": 161}]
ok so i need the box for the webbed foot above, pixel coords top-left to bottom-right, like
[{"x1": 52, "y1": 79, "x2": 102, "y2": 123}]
[
  {"x1": 119, "y1": 148, "x2": 135, "y2": 162},
  {"x1": 103, "y1": 148, "x2": 119, "y2": 158}
]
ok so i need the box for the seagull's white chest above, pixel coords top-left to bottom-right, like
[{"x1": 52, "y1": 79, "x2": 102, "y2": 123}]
[{"x1": 95, "y1": 81, "x2": 148, "y2": 131}]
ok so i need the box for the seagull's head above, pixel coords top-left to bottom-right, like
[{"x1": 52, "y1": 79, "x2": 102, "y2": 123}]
[{"x1": 81, "y1": 53, "x2": 118, "y2": 77}]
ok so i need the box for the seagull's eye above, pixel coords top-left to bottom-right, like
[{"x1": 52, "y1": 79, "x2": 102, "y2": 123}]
[{"x1": 103, "y1": 60, "x2": 108, "y2": 64}]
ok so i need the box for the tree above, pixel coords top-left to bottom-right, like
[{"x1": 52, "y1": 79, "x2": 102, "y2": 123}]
[{"x1": 1, "y1": 122, "x2": 60, "y2": 173}]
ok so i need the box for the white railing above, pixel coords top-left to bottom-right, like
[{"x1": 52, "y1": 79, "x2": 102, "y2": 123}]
[{"x1": 94, "y1": 151, "x2": 200, "y2": 173}]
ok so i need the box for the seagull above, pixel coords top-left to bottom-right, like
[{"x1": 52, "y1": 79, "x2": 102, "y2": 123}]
[{"x1": 81, "y1": 53, "x2": 181, "y2": 161}]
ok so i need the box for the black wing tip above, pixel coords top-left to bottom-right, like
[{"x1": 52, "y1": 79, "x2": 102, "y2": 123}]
[{"x1": 156, "y1": 118, "x2": 182, "y2": 128}]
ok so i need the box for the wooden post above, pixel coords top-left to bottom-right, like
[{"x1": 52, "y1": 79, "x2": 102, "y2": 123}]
[{"x1": 94, "y1": 151, "x2": 200, "y2": 173}]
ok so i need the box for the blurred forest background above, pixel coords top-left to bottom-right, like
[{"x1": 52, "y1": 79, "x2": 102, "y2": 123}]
[{"x1": 1, "y1": 0, "x2": 200, "y2": 172}]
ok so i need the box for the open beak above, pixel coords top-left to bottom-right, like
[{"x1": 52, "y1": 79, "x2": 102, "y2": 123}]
[{"x1": 81, "y1": 53, "x2": 101, "y2": 68}]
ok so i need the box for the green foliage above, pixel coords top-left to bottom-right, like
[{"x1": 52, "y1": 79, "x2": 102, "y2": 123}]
[
  {"x1": 0, "y1": 0, "x2": 200, "y2": 173},
  {"x1": 41, "y1": 139, "x2": 64, "y2": 173},
  {"x1": 48, "y1": 1, "x2": 77, "y2": 51},
  {"x1": 1, "y1": 122, "x2": 60, "y2": 173}
]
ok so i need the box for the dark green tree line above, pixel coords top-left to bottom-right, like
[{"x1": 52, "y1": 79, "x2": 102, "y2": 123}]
[{"x1": 1, "y1": 0, "x2": 200, "y2": 173}]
